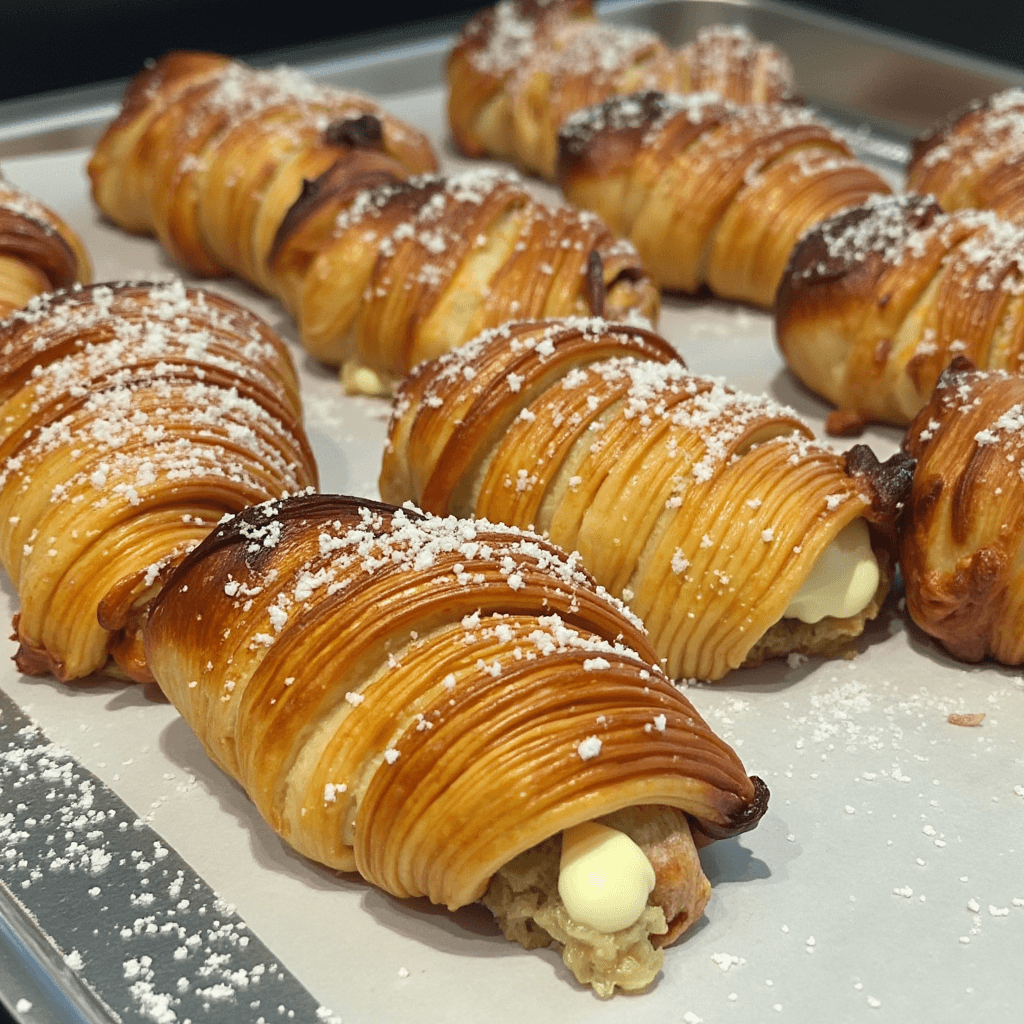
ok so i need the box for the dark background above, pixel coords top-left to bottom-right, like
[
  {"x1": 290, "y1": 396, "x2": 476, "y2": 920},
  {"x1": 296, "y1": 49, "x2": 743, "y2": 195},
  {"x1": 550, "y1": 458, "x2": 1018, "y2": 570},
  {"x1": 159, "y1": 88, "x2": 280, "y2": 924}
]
[{"x1": 0, "y1": 1, "x2": 1021, "y2": 104}]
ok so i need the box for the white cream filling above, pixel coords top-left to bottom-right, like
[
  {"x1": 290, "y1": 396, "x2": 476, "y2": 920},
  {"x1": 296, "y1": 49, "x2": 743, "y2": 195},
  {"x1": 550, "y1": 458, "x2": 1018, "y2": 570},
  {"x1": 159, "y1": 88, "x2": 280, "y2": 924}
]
[
  {"x1": 557, "y1": 822, "x2": 656, "y2": 933},
  {"x1": 784, "y1": 518, "x2": 879, "y2": 624},
  {"x1": 341, "y1": 361, "x2": 391, "y2": 397}
]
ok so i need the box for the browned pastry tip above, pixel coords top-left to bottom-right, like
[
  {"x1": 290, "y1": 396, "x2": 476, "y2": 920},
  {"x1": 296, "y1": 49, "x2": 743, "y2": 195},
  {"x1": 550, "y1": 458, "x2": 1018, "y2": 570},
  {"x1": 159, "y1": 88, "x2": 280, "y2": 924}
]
[
  {"x1": 0, "y1": 175, "x2": 92, "y2": 318},
  {"x1": 907, "y1": 87, "x2": 1024, "y2": 225},
  {"x1": 900, "y1": 358, "x2": 1024, "y2": 664},
  {"x1": 144, "y1": 491, "x2": 767, "y2": 995},
  {"x1": 776, "y1": 192, "x2": 1024, "y2": 429},
  {"x1": 0, "y1": 279, "x2": 317, "y2": 683},
  {"x1": 557, "y1": 90, "x2": 891, "y2": 305},
  {"x1": 383, "y1": 316, "x2": 898, "y2": 682}
]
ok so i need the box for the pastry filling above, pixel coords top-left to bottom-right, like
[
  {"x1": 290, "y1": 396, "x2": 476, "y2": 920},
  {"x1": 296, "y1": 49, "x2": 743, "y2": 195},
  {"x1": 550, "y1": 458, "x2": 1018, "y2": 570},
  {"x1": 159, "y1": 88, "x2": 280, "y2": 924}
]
[
  {"x1": 482, "y1": 807, "x2": 709, "y2": 998},
  {"x1": 784, "y1": 518, "x2": 879, "y2": 624},
  {"x1": 557, "y1": 821, "x2": 656, "y2": 933}
]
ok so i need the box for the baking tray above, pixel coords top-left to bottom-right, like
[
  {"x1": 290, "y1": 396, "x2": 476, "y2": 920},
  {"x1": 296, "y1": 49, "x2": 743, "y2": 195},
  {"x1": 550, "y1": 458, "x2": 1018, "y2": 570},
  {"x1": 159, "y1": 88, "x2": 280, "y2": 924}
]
[{"x1": 0, "y1": 2, "x2": 1022, "y2": 1022}]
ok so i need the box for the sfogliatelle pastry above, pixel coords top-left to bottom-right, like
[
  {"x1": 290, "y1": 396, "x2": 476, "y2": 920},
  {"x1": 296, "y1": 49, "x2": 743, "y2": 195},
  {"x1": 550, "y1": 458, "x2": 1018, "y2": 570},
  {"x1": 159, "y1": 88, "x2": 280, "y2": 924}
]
[
  {"x1": 0, "y1": 172, "x2": 92, "y2": 318},
  {"x1": 556, "y1": 91, "x2": 891, "y2": 306},
  {"x1": 268, "y1": 167, "x2": 659, "y2": 395},
  {"x1": 447, "y1": 0, "x2": 796, "y2": 180},
  {"x1": 907, "y1": 87, "x2": 1024, "y2": 225},
  {"x1": 0, "y1": 280, "x2": 317, "y2": 683},
  {"x1": 88, "y1": 53, "x2": 657, "y2": 396},
  {"x1": 901, "y1": 358, "x2": 1024, "y2": 664},
  {"x1": 381, "y1": 317, "x2": 912, "y2": 681},
  {"x1": 144, "y1": 492, "x2": 769, "y2": 996},
  {"x1": 87, "y1": 49, "x2": 438, "y2": 287},
  {"x1": 776, "y1": 193, "x2": 1024, "y2": 431}
]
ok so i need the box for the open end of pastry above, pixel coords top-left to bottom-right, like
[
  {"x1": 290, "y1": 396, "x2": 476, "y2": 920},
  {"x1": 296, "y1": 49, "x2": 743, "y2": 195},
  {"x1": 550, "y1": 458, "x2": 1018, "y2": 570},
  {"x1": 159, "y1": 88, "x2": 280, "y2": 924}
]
[
  {"x1": 481, "y1": 804, "x2": 709, "y2": 998},
  {"x1": 743, "y1": 517, "x2": 889, "y2": 668}
]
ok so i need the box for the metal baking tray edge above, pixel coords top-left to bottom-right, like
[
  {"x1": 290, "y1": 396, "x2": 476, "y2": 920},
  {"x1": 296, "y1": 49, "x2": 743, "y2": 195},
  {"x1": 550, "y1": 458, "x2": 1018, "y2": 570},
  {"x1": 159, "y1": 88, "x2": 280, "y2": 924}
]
[{"x1": 2, "y1": 0, "x2": 1024, "y2": 160}]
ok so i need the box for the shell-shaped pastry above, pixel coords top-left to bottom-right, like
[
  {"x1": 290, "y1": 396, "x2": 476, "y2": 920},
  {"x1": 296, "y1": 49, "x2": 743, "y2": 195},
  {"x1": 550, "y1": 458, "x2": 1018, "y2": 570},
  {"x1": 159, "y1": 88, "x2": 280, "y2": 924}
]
[
  {"x1": 381, "y1": 317, "x2": 912, "y2": 681},
  {"x1": 0, "y1": 173, "x2": 92, "y2": 318},
  {"x1": 143, "y1": 492, "x2": 768, "y2": 994},
  {"x1": 0, "y1": 280, "x2": 318, "y2": 683},
  {"x1": 677, "y1": 24, "x2": 797, "y2": 105},
  {"x1": 447, "y1": 2, "x2": 797, "y2": 181},
  {"x1": 907, "y1": 87, "x2": 1024, "y2": 225},
  {"x1": 268, "y1": 167, "x2": 659, "y2": 395},
  {"x1": 87, "y1": 50, "x2": 438, "y2": 282},
  {"x1": 556, "y1": 91, "x2": 891, "y2": 306},
  {"x1": 776, "y1": 193, "x2": 1024, "y2": 430},
  {"x1": 901, "y1": 358, "x2": 1024, "y2": 664},
  {"x1": 447, "y1": 0, "x2": 676, "y2": 179}
]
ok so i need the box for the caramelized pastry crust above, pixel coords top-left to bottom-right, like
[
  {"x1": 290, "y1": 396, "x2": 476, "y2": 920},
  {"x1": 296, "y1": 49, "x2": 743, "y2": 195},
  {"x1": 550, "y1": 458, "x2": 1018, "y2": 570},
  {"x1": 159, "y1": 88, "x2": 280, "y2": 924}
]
[
  {"x1": 901, "y1": 358, "x2": 1024, "y2": 664},
  {"x1": 144, "y1": 493, "x2": 768, "y2": 993},
  {"x1": 907, "y1": 88, "x2": 1024, "y2": 225},
  {"x1": 381, "y1": 317, "x2": 910, "y2": 681},
  {"x1": 557, "y1": 91, "x2": 891, "y2": 306},
  {"x1": 776, "y1": 193, "x2": 1024, "y2": 429},
  {"x1": 0, "y1": 174, "x2": 92, "y2": 318},
  {"x1": 447, "y1": 0, "x2": 796, "y2": 180},
  {"x1": 87, "y1": 49, "x2": 438, "y2": 285},
  {"x1": 89, "y1": 52, "x2": 656, "y2": 393},
  {"x1": 268, "y1": 167, "x2": 659, "y2": 394},
  {"x1": 0, "y1": 280, "x2": 317, "y2": 683}
]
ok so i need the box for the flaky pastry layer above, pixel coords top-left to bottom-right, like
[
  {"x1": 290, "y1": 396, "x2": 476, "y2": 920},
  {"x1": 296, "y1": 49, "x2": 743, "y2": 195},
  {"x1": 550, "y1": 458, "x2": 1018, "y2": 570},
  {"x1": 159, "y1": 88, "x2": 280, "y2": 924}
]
[
  {"x1": 776, "y1": 193, "x2": 1024, "y2": 429},
  {"x1": 144, "y1": 494, "x2": 767, "y2": 923},
  {"x1": 901, "y1": 358, "x2": 1024, "y2": 664},
  {"x1": 0, "y1": 280, "x2": 317, "y2": 682},
  {"x1": 381, "y1": 317, "x2": 910, "y2": 681},
  {"x1": 0, "y1": 174, "x2": 92, "y2": 318},
  {"x1": 268, "y1": 167, "x2": 659, "y2": 392},
  {"x1": 447, "y1": 1, "x2": 795, "y2": 180},
  {"x1": 908, "y1": 88, "x2": 1024, "y2": 226},
  {"x1": 557, "y1": 90, "x2": 891, "y2": 306}
]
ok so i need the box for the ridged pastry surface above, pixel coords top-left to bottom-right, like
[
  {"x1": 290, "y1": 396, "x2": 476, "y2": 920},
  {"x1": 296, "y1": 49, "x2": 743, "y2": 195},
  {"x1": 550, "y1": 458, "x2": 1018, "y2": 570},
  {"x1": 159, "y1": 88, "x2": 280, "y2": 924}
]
[
  {"x1": 901, "y1": 359, "x2": 1024, "y2": 664},
  {"x1": 144, "y1": 493, "x2": 766, "y2": 912},
  {"x1": 268, "y1": 167, "x2": 659, "y2": 393},
  {"x1": 447, "y1": 0, "x2": 796, "y2": 180},
  {"x1": 907, "y1": 87, "x2": 1024, "y2": 225},
  {"x1": 556, "y1": 91, "x2": 891, "y2": 306},
  {"x1": 382, "y1": 317, "x2": 910, "y2": 681},
  {"x1": 0, "y1": 280, "x2": 318, "y2": 683},
  {"x1": 677, "y1": 24, "x2": 796, "y2": 106},
  {"x1": 87, "y1": 49, "x2": 438, "y2": 285},
  {"x1": 0, "y1": 173, "x2": 92, "y2": 318},
  {"x1": 776, "y1": 192, "x2": 1024, "y2": 429}
]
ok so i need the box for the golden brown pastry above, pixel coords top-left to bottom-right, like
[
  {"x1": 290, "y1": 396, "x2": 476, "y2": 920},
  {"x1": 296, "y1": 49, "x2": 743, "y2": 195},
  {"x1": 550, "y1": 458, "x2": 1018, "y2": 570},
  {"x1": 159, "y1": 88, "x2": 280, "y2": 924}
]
[
  {"x1": 0, "y1": 172, "x2": 92, "y2": 318},
  {"x1": 556, "y1": 91, "x2": 891, "y2": 306},
  {"x1": 89, "y1": 52, "x2": 657, "y2": 395},
  {"x1": 448, "y1": 0, "x2": 676, "y2": 179},
  {"x1": 907, "y1": 88, "x2": 1024, "y2": 225},
  {"x1": 380, "y1": 317, "x2": 912, "y2": 681},
  {"x1": 901, "y1": 358, "x2": 1024, "y2": 664},
  {"x1": 0, "y1": 280, "x2": 318, "y2": 683},
  {"x1": 87, "y1": 49, "x2": 438, "y2": 286},
  {"x1": 447, "y1": 0, "x2": 796, "y2": 181},
  {"x1": 268, "y1": 166, "x2": 659, "y2": 395},
  {"x1": 678, "y1": 23, "x2": 796, "y2": 106},
  {"x1": 144, "y1": 491, "x2": 768, "y2": 996},
  {"x1": 776, "y1": 193, "x2": 1024, "y2": 431}
]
